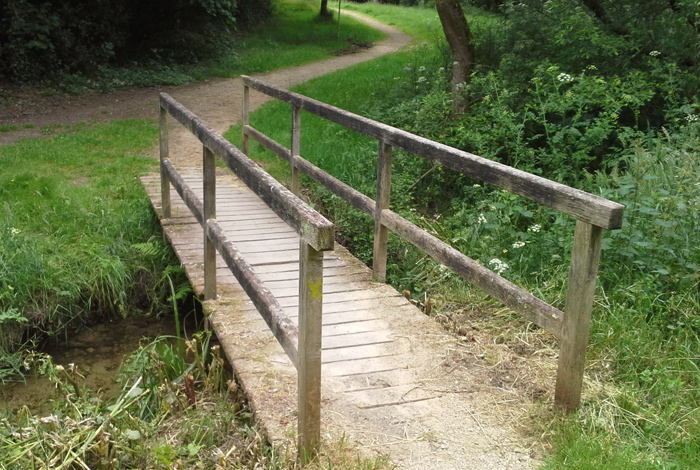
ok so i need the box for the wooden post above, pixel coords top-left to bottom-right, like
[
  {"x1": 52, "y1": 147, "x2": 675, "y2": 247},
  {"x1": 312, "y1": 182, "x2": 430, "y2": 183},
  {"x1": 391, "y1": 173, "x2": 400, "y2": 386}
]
[
  {"x1": 242, "y1": 84, "x2": 250, "y2": 156},
  {"x1": 203, "y1": 146, "x2": 217, "y2": 303},
  {"x1": 159, "y1": 105, "x2": 171, "y2": 218},
  {"x1": 290, "y1": 106, "x2": 301, "y2": 196},
  {"x1": 555, "y1": 220, "x2": 604, "y2": 410},
  {"x1": 373, "y1": 140, "x2": 393, "y2": 282},
  {"x1": 297, "y1": 240, "x2": 323, "y2": 461}
]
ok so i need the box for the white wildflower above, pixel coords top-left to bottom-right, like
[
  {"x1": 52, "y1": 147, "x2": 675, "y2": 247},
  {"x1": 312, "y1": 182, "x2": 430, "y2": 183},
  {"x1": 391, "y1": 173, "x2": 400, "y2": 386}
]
[
  {"x1": 489, "y1": 258, "x2": 509, "y2": 275},
  {"x1": 394, "y1": 76, "x2": 400, "y2": 80},
  {"x1": 10, "y1": 227, "x2": 20, "y2": 236},
  {"x1": 455, "y1": 82, "x2": 466, "y2": 90},
  {"x1": 586, "y1": 65, "x2": 597, "y2": 70},
  {"x1": 453, "y1": 61, "x2": 459, "y2": 66},
  {"x1": 649, "y1": 50, "x2": 661, "y2": 57},
  {"x1": 417, "y1": 76, "x2": 426, "y2": 83},
  {"x1": 419, "y1": 66, "x2": 426, "y2": 72},
  {"x1": 438, "y1": 67, "x2": 445, "y2": 72},
  {"x1": 529, "y1": 224, "x2": 541, "y2": 233},
  {"x1": 477, "y1": 213, "x2": 487, "y2": 224},
  {"x1": 512, "y1": 241, "x2": 526, "y2": 249},
  {"x1": 473, "y1": 184, "x2": 481, "y2": 188},
  {"x1": 685, "y1": 114, "x2": 698, "y2": 123},
  {"x1": 557, "y1": 73, "x2": 573, "y2": 83},
  {"x1": 404, "y1": 66, "x2": 412, "y2": 72}
]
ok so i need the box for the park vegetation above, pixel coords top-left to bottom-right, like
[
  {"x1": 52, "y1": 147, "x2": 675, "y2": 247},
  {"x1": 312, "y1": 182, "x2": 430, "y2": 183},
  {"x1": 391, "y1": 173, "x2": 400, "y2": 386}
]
[{"x1": 0, "y1": 0, "x2": 698, "y2": 468}]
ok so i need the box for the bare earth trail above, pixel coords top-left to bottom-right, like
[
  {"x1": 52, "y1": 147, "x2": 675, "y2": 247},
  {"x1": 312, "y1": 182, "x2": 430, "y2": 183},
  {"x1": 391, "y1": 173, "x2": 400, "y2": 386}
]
[{"x1": 2, "y1": 12, "x2": 547, "y2": 469}]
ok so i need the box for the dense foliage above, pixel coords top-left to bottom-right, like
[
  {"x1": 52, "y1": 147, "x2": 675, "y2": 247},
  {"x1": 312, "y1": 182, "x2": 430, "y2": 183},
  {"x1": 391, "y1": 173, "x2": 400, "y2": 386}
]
[{"x1": 0, "y1": 0, "x2": 273, "y2": 83}]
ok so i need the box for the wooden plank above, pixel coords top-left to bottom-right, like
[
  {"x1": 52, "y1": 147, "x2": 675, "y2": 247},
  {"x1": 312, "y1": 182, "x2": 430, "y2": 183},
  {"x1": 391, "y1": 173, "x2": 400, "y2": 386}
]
[
  {"x1": 242, "y1": 76, "x2": 624, "y2": 229},
  {"x1": 205, "y1": 219, "x2": 299, "y2": 368},
  {"x1": 160, "y1": 93, "x2": 335, "y2": 251},
  {"x1": 373, "y1": 140, "x2": 392, "y2": 281},
  {"x1": 297, "y1": 241, "x2": 323, "y2": 456},
  {"x1": 322, "y1": 344, "x2": 393, "y2": 364},
  {"x1": 322, "y1": 356, "x2": 406, "y2": 377},
  {"x1": 159, "y1": 106, "x2": 171, "y2": 218},
  {"x1": 322, "y1": 330, "x2": 393, "y2": 350},
  {"x1": 203, "y1": 146, "x2": 216, "y2": 301},
  {"x1": 555, "y1": 220, "x2": 604, "y2": 410},
  {"x1": 291, "y1": 106, "x2": 301, "y2": 195},
  {"x1": 381, "y1": 209, "x2": 564, "y2": 338}
]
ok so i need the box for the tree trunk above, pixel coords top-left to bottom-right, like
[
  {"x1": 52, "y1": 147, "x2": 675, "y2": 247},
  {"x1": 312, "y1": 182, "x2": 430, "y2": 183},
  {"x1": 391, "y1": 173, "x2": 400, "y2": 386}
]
[
  {"x1": 435, "y1": 0, "x2": 475, "y2": 114},
  {"x1": 320, "y1": 0, "x2": 331, "y2": 17}
]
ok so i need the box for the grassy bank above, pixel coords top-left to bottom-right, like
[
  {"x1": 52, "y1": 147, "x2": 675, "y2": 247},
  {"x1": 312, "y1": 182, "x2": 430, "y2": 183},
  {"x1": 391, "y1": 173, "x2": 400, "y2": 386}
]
[{"x1": 228, "y1": 2, "x2": 700, "y2": 469}]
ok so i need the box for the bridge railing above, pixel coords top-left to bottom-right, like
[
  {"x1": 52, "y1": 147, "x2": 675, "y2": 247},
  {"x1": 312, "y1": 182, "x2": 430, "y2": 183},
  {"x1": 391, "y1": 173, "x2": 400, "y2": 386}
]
[
  {"x1": 240, "y1": 75, "x2": 625, "y2": 411},
  {"x1": 159, "y1": 92, "x2": 333, "y2": 456}
]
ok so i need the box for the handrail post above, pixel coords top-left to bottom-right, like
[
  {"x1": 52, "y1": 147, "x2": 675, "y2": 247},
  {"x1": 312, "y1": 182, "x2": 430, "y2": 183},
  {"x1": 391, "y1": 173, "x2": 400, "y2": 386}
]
[
  {"x1": 290, "y1": 106, "x2": 301, "y2": 196},
  {"x1": 159, "y1": 104, "x2": 171, "y2": 218},
  {"x1": 297, "y1": 240, "x2": 323, "y2": 462},
  {"x1": 373, "y1": 140, "x2": 393, "y2": 282},
  {"x1": 555, "y1": 220, "x2": 604, "y2": 410},
  {"x1": 242, "y1": 84, "x2": 250, "y2": 156},
  {"x1": 203, "y1": 145, "x2": 217, "y2": 304}
]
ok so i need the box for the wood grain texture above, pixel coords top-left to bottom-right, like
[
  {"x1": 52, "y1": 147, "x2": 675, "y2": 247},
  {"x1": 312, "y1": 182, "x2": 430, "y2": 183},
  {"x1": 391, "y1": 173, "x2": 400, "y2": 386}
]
[
  {"x1": 555, "y1": 220, "x2": 604, "y2": 410},
  {"x1": 161, "y1": 93, "x2": 334, "y2": 251}
]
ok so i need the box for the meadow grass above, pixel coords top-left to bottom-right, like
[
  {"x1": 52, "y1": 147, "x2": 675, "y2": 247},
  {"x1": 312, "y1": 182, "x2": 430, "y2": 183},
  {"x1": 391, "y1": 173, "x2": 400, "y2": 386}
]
[{"x1": 0, "y1": 121, "x2": 175, "y2": 376}]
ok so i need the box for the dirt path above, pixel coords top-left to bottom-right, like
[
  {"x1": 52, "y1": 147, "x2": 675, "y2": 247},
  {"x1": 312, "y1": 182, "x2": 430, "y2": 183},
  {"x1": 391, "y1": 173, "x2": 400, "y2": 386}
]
[{"x1": 0, "y1": 11, "x2": 409, "y2": 152}]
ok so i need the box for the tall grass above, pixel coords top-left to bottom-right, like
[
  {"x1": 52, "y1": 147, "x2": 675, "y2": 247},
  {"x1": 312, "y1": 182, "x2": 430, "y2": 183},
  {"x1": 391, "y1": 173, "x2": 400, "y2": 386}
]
[{"x1": 0, "y1": 121, "x2": 177, "y2": 376}]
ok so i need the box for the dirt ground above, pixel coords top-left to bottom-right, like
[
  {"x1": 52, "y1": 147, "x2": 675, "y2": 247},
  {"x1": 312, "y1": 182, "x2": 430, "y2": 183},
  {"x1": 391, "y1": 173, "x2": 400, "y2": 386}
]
[{"x1": 0, "y1": 11, "x2": 562, "y2": 468}]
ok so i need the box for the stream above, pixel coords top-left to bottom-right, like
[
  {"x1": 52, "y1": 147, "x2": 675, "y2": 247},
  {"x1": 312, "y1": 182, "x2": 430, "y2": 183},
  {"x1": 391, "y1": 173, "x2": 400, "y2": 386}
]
[{"x1": 0, "y1": 314, "x2": 186, "y2": 415}]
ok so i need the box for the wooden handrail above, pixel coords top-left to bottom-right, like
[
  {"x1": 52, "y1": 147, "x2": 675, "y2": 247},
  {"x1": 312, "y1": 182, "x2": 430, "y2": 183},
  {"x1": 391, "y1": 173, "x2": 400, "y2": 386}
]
[
  {"x1": 242, "y1": 75, "x2": 624, "y2": 230},
  {"x1": 241, "y1": 77, "x2": 625, "y2": 412},
  {"x1": 159, "y1": 94, "x2": 332, "y2": 459},
  {"x1": 160, "y1": 93, "x2": 334, "y2": 252}
]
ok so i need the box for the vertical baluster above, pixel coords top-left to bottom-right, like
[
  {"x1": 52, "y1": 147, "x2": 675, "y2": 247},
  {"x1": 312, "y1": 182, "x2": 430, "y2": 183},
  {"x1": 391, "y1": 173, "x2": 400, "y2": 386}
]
[
  {"x1": 159, "y1": 104, "x2": 171, "y2": 218},
  {"x1": 290, "y1": 106, "x2": 301, "y2": 196},
  {"x1": 373, "y1": 140, "x2": 393, "y2": 282},
  {"x1": 297, "y1": 240, "x2": 323, "y2": 461},
  {"x1": 242, "y1": 84, "x2": 250, "y2": 156},
  {"x1": 203, "y1": 146, "x2": 217, "y2": 305},
  {"x1": 555, "y1": 220, "x2": 604, "y2": 410}
]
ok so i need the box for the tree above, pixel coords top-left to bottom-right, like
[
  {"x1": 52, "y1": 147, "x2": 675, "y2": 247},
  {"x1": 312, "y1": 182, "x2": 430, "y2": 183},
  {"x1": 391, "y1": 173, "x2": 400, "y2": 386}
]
[
  {"x1": 320, "y1": 0, "x2": 331, "y2": 17},
  {"x1": 435, "y1": 0, "x2": 475, "y2": 114}
]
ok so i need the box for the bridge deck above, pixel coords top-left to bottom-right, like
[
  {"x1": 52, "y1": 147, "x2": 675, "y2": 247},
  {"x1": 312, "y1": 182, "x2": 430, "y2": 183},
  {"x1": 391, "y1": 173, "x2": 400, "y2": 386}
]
[{"x1": 141, "y1": 169, "x2": 534, "y2": 469}]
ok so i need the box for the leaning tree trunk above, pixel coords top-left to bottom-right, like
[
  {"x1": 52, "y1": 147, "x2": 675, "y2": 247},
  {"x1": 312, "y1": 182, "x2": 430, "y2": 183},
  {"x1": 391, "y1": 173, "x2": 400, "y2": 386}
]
[{"x1": 435, "y1": 0, "x2": 475, "y2": 114}]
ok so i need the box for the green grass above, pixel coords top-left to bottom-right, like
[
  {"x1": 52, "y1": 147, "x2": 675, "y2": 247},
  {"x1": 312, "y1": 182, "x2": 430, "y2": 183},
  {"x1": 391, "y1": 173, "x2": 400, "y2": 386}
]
[
  {"x1": 64, "y1": 0, "x2": 387, "y2": 92},
  {"x1": 228, "y1": 3, "x2": 700, "y2": 470},
  {"x1": 0, "y1": 121, "x2": 175, "y2": 372}
]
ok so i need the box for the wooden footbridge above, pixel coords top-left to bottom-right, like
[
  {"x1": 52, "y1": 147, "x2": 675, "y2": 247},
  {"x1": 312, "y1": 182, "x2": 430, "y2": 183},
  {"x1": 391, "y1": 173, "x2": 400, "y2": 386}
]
[{"x1": 141, "y1": 77, "x2": 624, "y2": 468}]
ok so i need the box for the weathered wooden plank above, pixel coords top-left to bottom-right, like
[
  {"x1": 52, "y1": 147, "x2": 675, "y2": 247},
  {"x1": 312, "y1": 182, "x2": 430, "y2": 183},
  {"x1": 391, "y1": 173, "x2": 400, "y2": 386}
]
[
  {"x1": 373, "y1": 140, "x2": 392, "y2": 281},
  {"x1": 291, "y1": 106, "x2": 301, "y2": 195},
  {"x1": 322, "y1": 330, "x2": 393, "y2": 350},
  {"x1": 555, "y1": 220, "x2": 604, "y2": 410},
  {"x1": 381, "y1": 209, "x2": 564, "y2": 338},
  {"x1": 205, "y1": 219, "x2": 299, "y2": 368},
  {"x1": 322, "y1": 356, "x2": 405, "y2": 377},
  {"x1": 297, "y1": 241, "x2": 323, "y2": 456},
  {"x1": 203, "y1": 146, "x2": 217, "y2": 301},
  {"x1": 161, "y1": 92, "x2": 335, "y2": 251},
  {"x1": 242, "y1": 76, "x2": 624, "y2": 229},
  {"x1": 159, "y1": 106, "x2": 171, "y2": 218}
]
